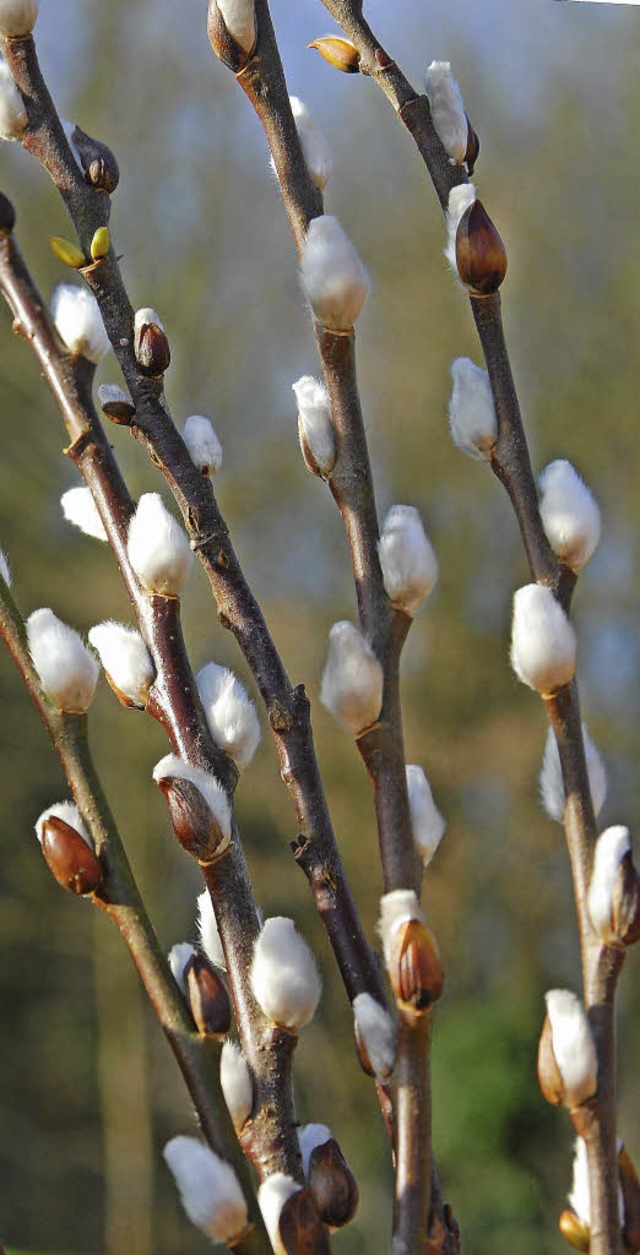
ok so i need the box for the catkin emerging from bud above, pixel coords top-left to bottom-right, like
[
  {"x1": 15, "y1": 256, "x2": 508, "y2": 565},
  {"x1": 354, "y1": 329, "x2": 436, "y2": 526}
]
[
  {"x1": 250, "y1": 916, "x2": 321, "y2": 1031},
  {"x1": 27, "y1": 608, "x2": 98, "y2": 712},
  {"x1": 292, "y1": 375, "x2": 336, "y2": 478},
  {"x1": 220, "y1": 1040, "x2": 253, "y2": 1131},
  {"x1": 406, "y1": 764, "x2": 446, "y2": 867},
  {"x1": 61, "y1": 487, "x2": 108, "y2": 542},
  {"x1": 587, "y1": 826, "x2": 637, "y2": 944},
  {"x1": 0, "y1": 0, "x2": 38, "y2": 37},
  {"x1": 510, "y1": 584, "x2": 576, "y2": 696},
  {"x1": 51, "y1": 284, "x2": 111, "y2": 364},
  {"x1": 538, "y1": 460, "x2": 601, "y2": 571},
  {"x1": 448, "y1": 357, "x2": 498, "y2": 460},
  {"x1": 424, "y1": 60, "x2": 468, "y2": 164},
  {"x1": 378, "y1": 505, "x2": 438, "y2": 615},
  {"x1": 0, "y1": 59, "x2": 27, "y2": 140},
  {"x1": 320, "y1": 621, "x2": 383, "y2": 736},
  {"x1": 300, "y1": 215, "x2": 370, "y2": 331},
  {"x1": 183, "y1": 415, "x2": 222, "y2": 476},
  {"x1": 163, "y1": 1136, "x2": 248, "y2": 1243},
  {"x1": 290, "y1": 96, "x2": 332, "y2": 191},
  {"x1": 538, "y1": 990, "x2": 597, "y2": 1109},
  {"x1": 352, "y1": 992, "x2": 397, "y2": 1080},
  {"x1": 539, "y1": 724, "x2": 606, "y2": 824},
  {"x1": 127, "y1": 493, "x2": 193, "y2": 597},
  {"x1": 88, "y1": 621, "x2": 154, "y2": 708},
  {"x1": 153, "y1": 754, "x2": 231, "y2": 856},
  {"x1": 196, "y1": 663, "x2": 261, "y2": 768}
]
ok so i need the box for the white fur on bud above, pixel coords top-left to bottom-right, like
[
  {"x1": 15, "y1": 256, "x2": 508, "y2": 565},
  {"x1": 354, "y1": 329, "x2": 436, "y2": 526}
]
[
  {"x1": 587, "y1": 826, "x2": 631, "y2": 942},
  {"x1": 406, "y1": 765, "x2": 446, "y2": 867},
  {"x1": 127, "y1": 493, "x2": 193, "y2": 597},
  {"x1": 153, "y1": 754, "x2": 232, "y2": 851},
  {"x1": 61, "y1": 487, "x2": 108, "y2": 542},
  {"x1": 290, "y1": 96, "x2": 332, "y2": 191},
  {"x1": 378, "y1": 505, "x2": 438, "y2": 615},
  {"x1": 168, "y1": 942, "x2": 197, "y2": 995},
  {"x1": 88, "y1": 621, "x2": 154, "y2": 708},
  {"x1": 250, "y1": 916, "x2": 321, "y2": 1031},
  {"x1": 0, "y1": 549, "x2": 12, "y2": 587},
  {"x1": 183, "y1": 415, "x2": 222, "y2": 476},
  {"x1": 35, "y1": 800, "x2": 91, "y2": 848},
  {"x1": 299, "y1": 1124, "x2": 332, "y2": 1176},
  {"x1": 320, "y1": 621, "x2": 383, "y2": 736},
  {"x1": 379, "y1": 889, "x2": 424, "y2": 968},
  {"x1": 51, "y1": 284, "x2": 110, "y2": 364},
  {"x1": 445, "y1": 183, "x2": 476, "y2": 276},
  {"x1": 27, "y1": 608, "x2": 98, "y2": 712},
  {"x1": 97, "y1": 381, "x2": 131, "y2": 408},
  {"x1": 258, "y1": 1174, "x2": 301, "y2": 1255},
  {"x1": 300, "y1": 215, "x2": 370, "y2": 332},
  {"x1": 134, "y1": 305, "x2": 163, "y2": 334},
  {"x1": 425, "y1": 61, "x2": 468, "y2": 164},
  {"x1": 196, "y1": 663, "x2": 261, "y2": 769},
  {"x1": 448, "y1": 357, "x2": 498, "y2": 460},
  {"x1": 545, "y1": 990, "x2": 598, "y2": 1108},
  {"x1": 220, "y1": 1040, "x2": 253, "y2": 1131},
  {"x1": 352, "y1": 992, "x2": 397, "y2": 1080},
  {"x1": 163, "y1": 1136, "x2": 248, "y2": 1243},
  {"x1": 197, "y1": 888, "x2": 226, "y2": 970},
  {"x1": 568, "y1": 1138, "x2": 591, "y2": 1229},
  {"x1": 539, "y1": 724, "x2": 606, "y2": 824},
  {"x1": 217, "y1": 0, "x2": 256, "y2": 54},
  {"x1": 538, "y1": 460, "x2": 601, "y2": 572},
  {"x1": 292, "y1": 375, "x2": 336, "y2": 478},
  {"x1": 510, "y1": 584, "x2": 576, "y2": 695},
  {"x1": 0, "y1": 0, "x2": 38, "y2": 36},
  {"x1": 0, "y1": 60, "x2": 27, "y2": 139}
]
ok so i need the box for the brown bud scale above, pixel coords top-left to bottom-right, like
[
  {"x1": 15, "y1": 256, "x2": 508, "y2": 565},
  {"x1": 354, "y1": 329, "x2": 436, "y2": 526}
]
[
  {"x1": 308, "y1": 1139, "x2": 359, "y2": 1229},
  {"x1": 156, "y1": 775, "x2": 228, "y2": 864},
  {"x1": 558, "y1": 1209, "x2": 590, "y2": 1252},
  {"x1": 184, "y1": 952, "x2": 231, "y2": 1036},
  {"x1": 455, "y1": 199, "x2": 507, "y2": 296},
  {"x1": 41, "y1": 816, "x2": 103, "y2": 895},
  {"x1": 389, "y1": 918, "x2": 444, "y2": 1013},
  {"x1": 278, "y1": 1187, "x2": 331, "y2": 1254}
]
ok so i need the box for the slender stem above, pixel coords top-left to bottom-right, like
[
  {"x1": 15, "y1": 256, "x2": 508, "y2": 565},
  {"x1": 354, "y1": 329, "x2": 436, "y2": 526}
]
[{"x1": 0, "y1": 587, "x2": 270, "y2": 1255}]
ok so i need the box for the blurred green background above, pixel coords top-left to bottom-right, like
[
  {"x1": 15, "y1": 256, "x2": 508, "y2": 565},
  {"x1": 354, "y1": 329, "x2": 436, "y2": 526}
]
[{"x1": 1, "y1": 0, "x2": 639, "y2": 1251}]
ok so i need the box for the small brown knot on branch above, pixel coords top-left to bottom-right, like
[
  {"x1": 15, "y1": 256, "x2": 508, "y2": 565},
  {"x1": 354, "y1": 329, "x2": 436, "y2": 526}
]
[{"x1": 269, "y1": 700, "x2": 294, "y2": 733}]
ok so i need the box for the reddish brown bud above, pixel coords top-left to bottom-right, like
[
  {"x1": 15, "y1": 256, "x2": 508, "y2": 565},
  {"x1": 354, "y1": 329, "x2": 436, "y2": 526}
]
[
  {"x1": 537, "y1": 1013, "x2": 566, "y2": 1107},
  {"x1": 184, "y1": 952, "x2": 231, "y2": 1036},
  {"x1": 155, "y1": 776, "x2": 228, "y2": 864},
  {"x1": 41, "y1": 816, "x2": 103, "y2": 895},
  {"x1": 308, "y1": 1139, "x2": 359, "y2": 1230},
  {"x1": 464, "y1": 116, "x2": 480, "y2": 176},
  {"x1": 455, "y1": 199, "x2": 507, "y2": 296},
  {"x1": 70, "y1": 125, "x2": 120, "y2": 195},
  {"x1": 134, "y1": 309, "x2": 170, "y2": 376},
  {"x1": 278, "y1": 1186, "x2": 330, "y2": 1254},
  {"x1": 559, "y1": 1209, "x2": 590, "y2": 1252},
  {"x1": 620, "y1": 1144, "x2": 640, "y2": 1253},
  {"x1": 307, "y1": 37, "x2": 360, "y2": 74},
  {"x1": 0, "y1": 191, "x2": 16, "y2": 234},
  {"x1": 612, "y1": 853, "x2": 640, "y2": 947},
  {"x1": 389, "y1": 918, "x2": 444, "y2": 1014}
]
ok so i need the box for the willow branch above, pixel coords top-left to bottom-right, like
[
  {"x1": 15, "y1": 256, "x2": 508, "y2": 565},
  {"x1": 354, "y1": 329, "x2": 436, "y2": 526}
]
[
  {"x1": 0, "y1": 227, "x2": 305, "y2": 1189},
  {"x1": 0, "y1": 29, "x2": 384, "y2": 1031},
  {"x1": 0, "y1": 584, "x2": 270, "y2": 1255}
]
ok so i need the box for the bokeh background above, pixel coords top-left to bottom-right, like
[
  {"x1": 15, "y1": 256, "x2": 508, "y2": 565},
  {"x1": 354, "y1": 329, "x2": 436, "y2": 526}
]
[{"x1": 1, "y1": 0, "x2": 639, "y2": 1251}]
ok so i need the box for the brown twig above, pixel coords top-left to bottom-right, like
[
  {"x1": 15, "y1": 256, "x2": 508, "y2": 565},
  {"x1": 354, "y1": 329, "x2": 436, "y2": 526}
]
[{"x1": 0, "y1": 582, "x2": 270, "y2": 1255}]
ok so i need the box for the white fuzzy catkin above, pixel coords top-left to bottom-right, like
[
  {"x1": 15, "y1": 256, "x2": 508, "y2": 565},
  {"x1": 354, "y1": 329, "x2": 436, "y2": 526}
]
[
  {"x1": 320, "y1": 621, "x2": 383, "y2": 736},
  {"x1": 134, "y1": 305, "x2": 163, "y2": 335},
  {"x1": 299, "y1": 1124, "x2": 332, "y2": 1176},
  {"x1": 300, "y1": 215, "x2": 370, "y2": 332},
  {"x1": 61, "y1": 487, "x2": 108, "y2": 542},
  {"x1": 220, "y1": 1040, "x2": 253, "y2": 1130},
  {"x1": 510, "y1": 584, "x2": 576, "y2": 695},
  {"x1": 379, "y1": 889, "x2": 424, "y2": 967},
  {"x1": 539, "y1": 724, "x2": 606, "y2": 824},
  {"x1": 127, "y1": 493, "x2": 193, "y2": 597},
  {"x1": 27, "y1": 608, "x2": 98, "y2": 712},
  {"x1": 292, "y1": 375, "x2": 336, "y2": 478},
  {"x1": 568, "y1": 1137, "x2": 591, "y2": 1229},
  {"x1": 35, "y1": 800, "x2": 92, "y2": 848},
  {"x1": 538, "y1": 459, "x2": 601, "y2": 571},
  {"x1": 183, "y1": 415, "x2": 222, "y2": 476},
  {"x1": 0, "y1": 59, "x2": 27, "y2": 140},
  {"x1": 290, "y1": 96, "x2": 332, "y2": 191},
  {"x1": 378, "y1": 505, "x2": 438, "y2": 615},
  {"x1": 406, "y1": 765, "x2": 446, "y2": 867},
  {"x1": 168, "y1": 942, "x2": 196, "y2": 995},
  {"x1": 250, "y1": 916, "x2": 321, "y2": 1031},
  {"x1": 352, "y1": 992, "x2": 397, "y2": 1081},
  {"x1": 0, "y1": 0, "x2": 38, "y2": 36},
  {"x1": 197, "y1": 888, "x2": 226, "y2": 970},
  {"x1": 217, "y1": 0, "x2": 256, "y2": 53},
  {"x1": 153, "y1": 754, "x2": 232, "y2": 851},
  {"x1": 445, "y1": 183, "x2": 477, "y2": 276},
  {"x1": 97, "y1": 382, "x2": 130, "y2": 409},
  {"x1": 424, "y1": 61, "x2": 468, "y2": 164},
  {"x1": 196, "y1": 663, "x2": 261, "y2": 768},
  {"x1": 448, "y1": 357, "x2": 498, "y2": 460},
  {"x1": 50, "y1": 284, "x2": 110, "y2": 364},
  {"x1": 545, "y1": 989, "x2": 598, "y2": 1108},
  {"x1": 258, "y1": 1174, "x2": 301, "y2": 1255},
  {"x1": 0, "y1": 549, "x2": 12, "y2": 587},
  {"x1": 88, "y1": 621, "x2": 154, "y2": 707},
  {"x1": 163, "y1": 1136, "x2": 248, "y2": 1243},
  {"x1": 587, "y1": 825, "x2": 631, "y2": 942}
]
